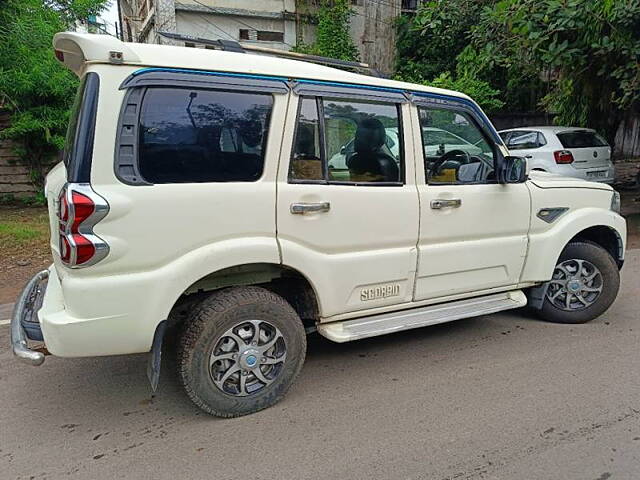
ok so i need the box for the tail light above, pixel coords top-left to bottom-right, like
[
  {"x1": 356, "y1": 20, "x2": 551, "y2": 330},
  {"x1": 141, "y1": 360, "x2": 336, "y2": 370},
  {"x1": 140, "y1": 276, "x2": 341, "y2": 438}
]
[
  {"x1": 57, "y1": 183, "x2": 109, "y2": 268},
  {"x1": 554, "y1": 150, "x2": 574, "y2": 164}
]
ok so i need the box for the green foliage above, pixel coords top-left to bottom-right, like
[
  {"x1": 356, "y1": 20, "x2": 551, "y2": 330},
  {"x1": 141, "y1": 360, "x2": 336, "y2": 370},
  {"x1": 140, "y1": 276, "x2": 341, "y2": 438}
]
[
  {"x1": 430, "y1": 72, "x2": 505, "y2": 112},
  {"x1": 395, "y1": 0, "x2": 505, "y2": 113},
  {"x1": 293, "y1": 0, "x2": 359, "y2": 61},
  {"x1": 396, "y1": 0, "x2": 490, "y2": 81},
  {"x1": 0, "y1": 0, "x2": 108, "y2": 189},
  {"x1": 468, "y1": 0, "x2": 640, "y2": 142}
]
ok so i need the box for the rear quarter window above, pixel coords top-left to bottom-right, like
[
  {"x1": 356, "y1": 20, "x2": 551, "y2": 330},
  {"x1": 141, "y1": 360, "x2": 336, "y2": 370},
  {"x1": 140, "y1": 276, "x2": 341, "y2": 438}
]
[
  {"x1": 63, "y1": 72, "x2": 100, "y2": 182},
  {"x1": 138, "y1": 87, "x2": 273, "y2": 183},
  {"x1": 557, "y1": 131, "x2": 608, "y2": 148}
]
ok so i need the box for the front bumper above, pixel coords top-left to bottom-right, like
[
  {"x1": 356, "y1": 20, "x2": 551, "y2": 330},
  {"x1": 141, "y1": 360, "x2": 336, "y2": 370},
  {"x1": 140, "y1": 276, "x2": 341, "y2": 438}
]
[{"x1": 10, "y1": 270, "x2": 49, "y2": 366}]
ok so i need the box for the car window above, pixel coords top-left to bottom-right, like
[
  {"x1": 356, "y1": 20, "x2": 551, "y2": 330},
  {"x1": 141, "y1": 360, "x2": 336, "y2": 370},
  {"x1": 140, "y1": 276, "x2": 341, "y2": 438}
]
[
  {"x1": 418, "y1": 106, "x2": 496, "y2": 185},
  {"x1": 138, "y1": 87, "x2": 273, "y2": 183},
  {"x1": 506, "y1": 130, "x2": 540, "y2": 150},
  {"x1": 289, "y1": 96, "x2": 403, "y2": 184},
  {"x1": 557, "y1": 131, "x2": 608, "y2": 148}
]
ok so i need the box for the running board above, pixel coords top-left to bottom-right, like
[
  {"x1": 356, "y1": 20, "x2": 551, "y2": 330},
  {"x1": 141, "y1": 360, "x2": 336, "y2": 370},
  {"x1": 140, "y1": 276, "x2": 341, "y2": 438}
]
[{"x1": 317, "y1": 290, "x2": 527, "y2": 343}]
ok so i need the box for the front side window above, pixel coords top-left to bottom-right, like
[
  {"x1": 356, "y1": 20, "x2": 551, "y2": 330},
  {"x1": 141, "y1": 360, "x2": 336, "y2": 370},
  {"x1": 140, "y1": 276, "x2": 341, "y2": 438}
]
[
  {"x1": 290, "y1": 97, "x2": 403, "y2": 184},
  {"x1": 138, "y1": 87, "x2": 273, "y2": 183},
  {"x1": 418, "y1": 106, "x2": 496, "y2": 185}
]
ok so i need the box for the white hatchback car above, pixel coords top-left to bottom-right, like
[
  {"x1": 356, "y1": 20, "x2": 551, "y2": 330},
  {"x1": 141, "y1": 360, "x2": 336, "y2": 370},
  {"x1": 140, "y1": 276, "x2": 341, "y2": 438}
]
[{"x1": 499, "y1": 127, "x2": 615, "y2": 183}]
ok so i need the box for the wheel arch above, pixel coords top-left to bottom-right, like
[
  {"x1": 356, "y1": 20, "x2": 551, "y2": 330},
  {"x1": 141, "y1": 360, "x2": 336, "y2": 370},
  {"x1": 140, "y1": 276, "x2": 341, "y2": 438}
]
[
  {"x1": 568, "y1": 225, "x2": 624, "y2": 269},
  {"x1": 521, "y1": 208, "x2": 627, "y2": 284},
  {"x1": 166, "y1": 263, "x2": 321, "y2": 332}
]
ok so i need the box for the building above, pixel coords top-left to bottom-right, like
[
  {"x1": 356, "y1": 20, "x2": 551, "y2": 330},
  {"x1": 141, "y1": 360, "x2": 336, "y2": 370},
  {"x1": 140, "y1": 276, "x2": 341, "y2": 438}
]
[{"x1": 117, "y1": 0, "x2": 411, "y2": 74}]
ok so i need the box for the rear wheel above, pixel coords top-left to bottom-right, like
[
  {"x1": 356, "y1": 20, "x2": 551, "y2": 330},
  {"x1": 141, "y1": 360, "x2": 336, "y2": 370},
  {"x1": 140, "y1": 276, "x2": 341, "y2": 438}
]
[
  {"x1": 539, "y1": 241, "x2": 620, "y2": 324},
  {"x1": 178, "y1": 286, "x2": 306, "y2": 417}
]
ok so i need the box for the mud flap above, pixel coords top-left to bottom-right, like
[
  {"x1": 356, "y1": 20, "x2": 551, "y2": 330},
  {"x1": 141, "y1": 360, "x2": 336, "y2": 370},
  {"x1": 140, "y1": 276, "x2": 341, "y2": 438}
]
[
  {"x1": 147, "y1": 321, "x2": 167, "y2": 392},
  {"x1": 527, "y1": 283, "x2": 550, "y2": 310}
]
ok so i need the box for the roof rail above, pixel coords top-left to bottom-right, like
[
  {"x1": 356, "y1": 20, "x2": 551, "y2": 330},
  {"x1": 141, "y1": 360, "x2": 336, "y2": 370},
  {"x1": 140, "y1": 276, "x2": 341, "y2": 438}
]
[{"x1": 158, "y1": 31, "x2": 386, "y2": 78}]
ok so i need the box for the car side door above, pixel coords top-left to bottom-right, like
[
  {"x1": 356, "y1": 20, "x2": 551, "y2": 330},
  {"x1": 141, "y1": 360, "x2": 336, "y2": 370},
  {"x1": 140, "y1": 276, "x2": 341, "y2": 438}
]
[
  {"x1": 276, "y1": 86, "x2": 420, "y2": 320},
  {"x1": 412, "y1": 99, "x2": 531, "y2": 301}
]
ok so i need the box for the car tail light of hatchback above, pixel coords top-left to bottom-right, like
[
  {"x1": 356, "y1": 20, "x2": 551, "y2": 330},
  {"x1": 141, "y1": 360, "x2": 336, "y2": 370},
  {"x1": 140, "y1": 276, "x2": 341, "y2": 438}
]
[
  {"x1": 57, "y1": 183, "x2": 109, "y2": 268},
  {"x1": 554, "y1": 150, "x2": 574, "y2": 164}
]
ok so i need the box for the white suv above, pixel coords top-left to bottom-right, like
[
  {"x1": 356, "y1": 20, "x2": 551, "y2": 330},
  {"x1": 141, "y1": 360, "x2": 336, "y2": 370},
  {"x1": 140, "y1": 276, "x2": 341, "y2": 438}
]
[
  {"x1": 11, "y1": 33, "x2": 627, "y2": 418},
  {"x1": 499, "y1": 127, "x2": 615, "y2": 183}
]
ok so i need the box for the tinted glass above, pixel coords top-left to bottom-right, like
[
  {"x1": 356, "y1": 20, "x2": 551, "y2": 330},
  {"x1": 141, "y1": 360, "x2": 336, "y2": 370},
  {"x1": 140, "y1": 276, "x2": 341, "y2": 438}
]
[
  {"x1": 506, "y1": 130, "x2": 540, "y2": 150},
  {"x1": 418, "y1": 106, "x2": 496, "y2": 184},
  {"x1": 323, "y1": 99, "x2": 402, "y2": 183},
  {"x1": 289, "y1": 97, "x2": 323, "y2": 181},
  {"x1": 557, "y1": 131, "x2": 608, "y2": 148},
  {"x1": 138, "y1": 88, "x2": 273, "y2": 183},
  {"x1": 63, "y1": 75, "x2": 87, "y2": 169}
]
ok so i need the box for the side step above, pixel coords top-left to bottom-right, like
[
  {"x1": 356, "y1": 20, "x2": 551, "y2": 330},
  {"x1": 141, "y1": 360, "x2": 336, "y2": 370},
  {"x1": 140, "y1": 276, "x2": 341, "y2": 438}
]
[{"x1": 317, "y1": 290, "x2": 527, "y2": 343}]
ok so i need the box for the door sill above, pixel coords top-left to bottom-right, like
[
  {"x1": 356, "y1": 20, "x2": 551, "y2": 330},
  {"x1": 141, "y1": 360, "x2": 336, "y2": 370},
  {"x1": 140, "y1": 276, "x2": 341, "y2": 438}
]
[{"x1": 317, "y1": 290, "x2": 527, "y2": 343}]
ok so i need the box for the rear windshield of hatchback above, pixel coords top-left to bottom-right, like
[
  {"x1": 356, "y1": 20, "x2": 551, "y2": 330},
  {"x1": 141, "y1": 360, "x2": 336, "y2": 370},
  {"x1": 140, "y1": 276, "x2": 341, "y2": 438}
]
[{"x1": 557, "y1": 131, "x2": 608, "y2": 148}]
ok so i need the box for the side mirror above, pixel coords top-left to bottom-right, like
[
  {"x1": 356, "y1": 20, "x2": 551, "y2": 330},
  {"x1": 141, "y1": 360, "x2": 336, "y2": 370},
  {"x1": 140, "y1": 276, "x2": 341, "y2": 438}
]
[{"x1": 497, "y1": 153, "x2": 527, "y2": 184}]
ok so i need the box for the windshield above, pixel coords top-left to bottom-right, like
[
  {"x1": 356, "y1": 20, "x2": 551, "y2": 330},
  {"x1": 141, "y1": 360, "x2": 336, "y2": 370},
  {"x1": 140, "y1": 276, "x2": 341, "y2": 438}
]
[{"x1": 557, "y1": 131, "x2": 608, "y2": 148}]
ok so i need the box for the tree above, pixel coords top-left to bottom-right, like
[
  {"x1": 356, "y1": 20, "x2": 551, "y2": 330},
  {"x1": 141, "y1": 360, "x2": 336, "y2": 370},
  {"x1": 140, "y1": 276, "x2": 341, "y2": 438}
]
[
  {"x1": 0, "y1": 0, "x2": 108, "y2": 192},
  {"x1": 468, "y1": 0, "x2": 640, "y2": 143},
  {"x1": 294, "y1": 0, "x2": 359, "y2": 62},
  {"x1": 394, "y1": 0, "x2": 505, "y2": 112}
]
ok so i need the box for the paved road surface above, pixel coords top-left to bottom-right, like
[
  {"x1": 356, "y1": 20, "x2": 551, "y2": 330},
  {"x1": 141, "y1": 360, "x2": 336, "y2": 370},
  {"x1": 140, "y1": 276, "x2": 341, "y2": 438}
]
[{"x1": 1, "y1": 251, "x2": 639, "y2": 480}]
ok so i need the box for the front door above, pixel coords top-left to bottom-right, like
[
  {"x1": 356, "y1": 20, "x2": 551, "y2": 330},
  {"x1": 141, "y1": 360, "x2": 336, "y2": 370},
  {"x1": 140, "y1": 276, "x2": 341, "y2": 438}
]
[
  {"x1": 412, "y1": 101, "x2": 531, "y2": 301},
  {"x1": 277, "y1": 92, "x2": 420, "y2": 319}
]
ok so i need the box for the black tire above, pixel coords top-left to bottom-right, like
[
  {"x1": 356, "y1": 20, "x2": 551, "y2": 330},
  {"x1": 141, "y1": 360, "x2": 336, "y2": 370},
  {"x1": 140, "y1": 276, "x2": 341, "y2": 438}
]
[
  {"x1": 539, "y1": 241, "x2": 620, "y2": 324},
  {"x1": 178, "y1": 286, "x2": 306, "y2": 417}
]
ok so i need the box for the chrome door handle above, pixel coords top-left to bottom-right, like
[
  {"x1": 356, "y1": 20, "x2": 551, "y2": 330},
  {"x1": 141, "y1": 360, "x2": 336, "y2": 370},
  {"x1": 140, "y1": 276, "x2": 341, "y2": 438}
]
[
  {"x1": 290, "y1": 202, "x2": 331, "y2": 214},
  {"x1": 431, "y1": 199, "x2": 462, "y2": 209}
]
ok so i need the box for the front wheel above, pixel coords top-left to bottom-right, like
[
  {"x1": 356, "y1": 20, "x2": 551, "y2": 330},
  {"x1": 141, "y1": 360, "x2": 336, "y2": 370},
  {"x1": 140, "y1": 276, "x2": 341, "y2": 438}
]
[
  {"x1": 538, "y1": 241, "x2": 620, "y2": 324},
  {"x1": 178, "y1": 286, "x2": 307, "y2": 417}
]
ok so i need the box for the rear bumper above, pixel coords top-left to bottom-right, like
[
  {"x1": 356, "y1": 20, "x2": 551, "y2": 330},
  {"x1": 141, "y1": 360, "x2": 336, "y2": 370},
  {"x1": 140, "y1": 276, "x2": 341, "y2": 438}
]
[
  {"x1": 10, "y1": 270, "x2": 49, "y2": 366},
  {"x1": 561, "y1": 163, "x2": 615, "y2": 184}
]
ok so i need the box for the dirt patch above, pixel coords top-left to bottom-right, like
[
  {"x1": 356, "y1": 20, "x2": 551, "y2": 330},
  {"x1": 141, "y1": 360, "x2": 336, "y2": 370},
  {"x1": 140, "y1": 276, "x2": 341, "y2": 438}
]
[{"x1": 0, "y1": 206, "x2": 51, "y2": 304}]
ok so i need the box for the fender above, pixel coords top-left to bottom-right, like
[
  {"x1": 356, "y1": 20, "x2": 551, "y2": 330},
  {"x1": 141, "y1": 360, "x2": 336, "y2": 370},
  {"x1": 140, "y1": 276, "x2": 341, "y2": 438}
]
[{"x1": 520, "y1": 207, "x2": 626, "y2": 283}]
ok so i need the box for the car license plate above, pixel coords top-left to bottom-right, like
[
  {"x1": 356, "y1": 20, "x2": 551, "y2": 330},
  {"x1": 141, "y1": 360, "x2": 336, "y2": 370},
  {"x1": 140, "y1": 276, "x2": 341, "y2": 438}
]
[{"x1": 587, "y1": 170, "x2": 606, "y2": 178}]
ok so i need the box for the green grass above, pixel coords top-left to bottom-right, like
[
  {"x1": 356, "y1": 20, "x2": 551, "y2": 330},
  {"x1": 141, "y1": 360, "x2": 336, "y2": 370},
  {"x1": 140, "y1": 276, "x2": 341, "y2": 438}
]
[
  {"x1": 0, "y1": 223, "x2": 42, "y2": 243},
  {"x1": 0, "y1": 207, "x2": 50, "y2": 257}
]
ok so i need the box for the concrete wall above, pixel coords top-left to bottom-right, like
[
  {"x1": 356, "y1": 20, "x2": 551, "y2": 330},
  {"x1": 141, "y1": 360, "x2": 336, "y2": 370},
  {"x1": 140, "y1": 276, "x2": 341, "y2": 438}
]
[{"x1": 175, "y1": 10, "x2": 295, "y2": 50}]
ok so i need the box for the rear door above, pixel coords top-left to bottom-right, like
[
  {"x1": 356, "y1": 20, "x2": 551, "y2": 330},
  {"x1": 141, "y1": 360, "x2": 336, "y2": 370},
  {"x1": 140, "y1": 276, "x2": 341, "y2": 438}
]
[
  {"x1": 557, "y1": 129, "x2": 611, "y2": 169},
  {"x1": 276, "y1": 86, "x2": 420, "y2": 319}
]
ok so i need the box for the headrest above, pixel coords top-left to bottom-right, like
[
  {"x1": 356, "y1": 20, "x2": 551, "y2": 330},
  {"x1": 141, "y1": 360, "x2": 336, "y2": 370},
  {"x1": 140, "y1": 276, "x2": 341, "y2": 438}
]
[{"x1": 354, "y1": 118, "x2": 386, "y2": 153}]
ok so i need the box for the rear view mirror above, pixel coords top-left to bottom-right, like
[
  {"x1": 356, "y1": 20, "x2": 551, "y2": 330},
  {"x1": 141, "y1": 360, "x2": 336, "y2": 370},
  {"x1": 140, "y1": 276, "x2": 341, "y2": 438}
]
[{"x1": 502, "y1": 156, "x2": 527, "y2": 183}]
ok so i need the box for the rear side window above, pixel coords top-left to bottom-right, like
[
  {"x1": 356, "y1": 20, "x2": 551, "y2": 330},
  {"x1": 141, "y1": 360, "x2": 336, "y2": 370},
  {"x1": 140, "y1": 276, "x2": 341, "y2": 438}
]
[
  {"x1": 503, "y1": 130, "x2": 546, "y2": 150},
  {"x1": 63, "y1": 72, "x2": 100, "y2": 182},
  {"x1": 557, "y1": 131, "x2": 608, "y2": 148},
  {"x1": 289, "y1": 96, "x2": 403, "y2": 184},
  {"x1": 138, "y1": 88, "x2": 273, "y2": 183}
]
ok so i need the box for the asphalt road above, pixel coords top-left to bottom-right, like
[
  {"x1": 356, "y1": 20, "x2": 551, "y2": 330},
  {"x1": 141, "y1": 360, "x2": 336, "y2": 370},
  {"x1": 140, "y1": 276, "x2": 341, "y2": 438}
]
[{"x1": 1, "y1": 251, "x2": 639, "y2": 480}]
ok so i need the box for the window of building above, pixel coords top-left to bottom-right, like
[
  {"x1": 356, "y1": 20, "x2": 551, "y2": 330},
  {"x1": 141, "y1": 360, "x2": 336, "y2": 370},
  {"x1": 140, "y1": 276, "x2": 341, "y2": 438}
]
[
  {"x1": 138, "y1": 87, "x2": 273, "y2": 183},
  {"x1": 257, "y1": 30, "x2": 284, "y2": 42},
  {"x1": 418, "y1": 106, "x2": 496, "y2": 185},
  {"x1": 239, "y1": 29, "x2": 284, "y2": 42},
  {"x1": 290, "y1": 97, "x2": 403, "y2": 184}
]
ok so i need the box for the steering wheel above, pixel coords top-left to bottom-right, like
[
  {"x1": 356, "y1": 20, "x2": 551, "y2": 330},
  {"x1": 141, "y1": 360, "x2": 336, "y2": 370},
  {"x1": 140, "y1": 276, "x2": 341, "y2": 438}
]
[{"x1": 431, "y1": 149, "x2": 471, "y2": 176}]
